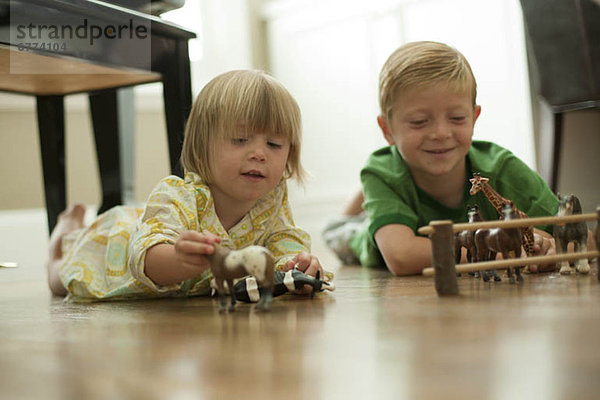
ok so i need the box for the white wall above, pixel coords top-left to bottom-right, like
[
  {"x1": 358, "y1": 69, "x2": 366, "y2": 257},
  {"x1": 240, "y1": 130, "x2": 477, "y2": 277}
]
[
  {"x1": 192, "y1": 0, "x2": 254, "y2": 93},
  {"x1": 263, "y1": 0, "x2": 535, "y2": 207},
  {"x1": 3, "y1": 0, "x2": 597, "y2": 218}
]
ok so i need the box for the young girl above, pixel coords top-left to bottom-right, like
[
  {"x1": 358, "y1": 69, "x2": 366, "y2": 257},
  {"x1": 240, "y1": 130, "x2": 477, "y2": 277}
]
[{"x1": 47, "y1": 70, "x2": 326, "y2": 300}]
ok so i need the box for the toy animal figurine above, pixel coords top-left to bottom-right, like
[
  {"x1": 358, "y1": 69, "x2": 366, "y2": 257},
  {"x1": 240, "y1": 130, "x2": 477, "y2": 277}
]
[
  {"x1": 229, "y1": 269, "x2": 335, "y2": 303},
  {"x1": 554, "y1": 194, "x2": 590, "y2": 275},
  {"x1": 475, "y1": 202, "x2": 524, "y2": 284},
  {"x1": 455, "y1": 205, "x2": 482, "y2": 265},
  {"x1": 455, "y1": 205, "x2": 501, "y2": 282},
  {"x1": 469, "y1": 174, "x2": 536, "y2": 271},
  {"x1": 208, "y1": 244, "x2": 275, "y2": 312}
]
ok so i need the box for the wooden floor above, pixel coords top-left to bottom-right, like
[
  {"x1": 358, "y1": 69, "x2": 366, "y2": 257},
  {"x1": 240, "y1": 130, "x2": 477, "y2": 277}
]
[{"x1": 1, "y1": 263, "x2": 600, "y2": 400}]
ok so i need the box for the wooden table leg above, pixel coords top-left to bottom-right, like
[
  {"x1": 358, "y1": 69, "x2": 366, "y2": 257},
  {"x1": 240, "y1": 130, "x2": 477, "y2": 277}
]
[
  {"x1": 89, "y1": 89, "x2": 123, "y2": 215},
  {"x1": 157, "y1": 39, "x2": 193, "y2": 178},
  {"x1": 36, "y1": 95, "x2": 66, "y2": 234}
]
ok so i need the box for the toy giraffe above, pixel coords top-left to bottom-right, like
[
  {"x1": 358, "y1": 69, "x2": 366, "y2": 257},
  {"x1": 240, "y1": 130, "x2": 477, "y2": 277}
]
[{"x1": 469, "y1": 173, "x2": 535, "y2": 260}]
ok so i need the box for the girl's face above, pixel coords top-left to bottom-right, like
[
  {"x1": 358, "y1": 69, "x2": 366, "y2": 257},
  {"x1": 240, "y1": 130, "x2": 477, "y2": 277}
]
[
  {"x1": 379, "y1": 83, "x2": 480, "y2": 184},
  {"x1": 208, "y1": 129, "x2": 290, "y2": 210}
]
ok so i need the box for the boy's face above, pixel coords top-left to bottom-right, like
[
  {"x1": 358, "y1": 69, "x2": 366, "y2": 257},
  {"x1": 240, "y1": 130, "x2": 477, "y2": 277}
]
[
  {"x1": 378, "y1": 83, "x2": 481, "y2": 183},
  {"x1": 208, "y1": 130, "x2": 290, "y2": 209}
]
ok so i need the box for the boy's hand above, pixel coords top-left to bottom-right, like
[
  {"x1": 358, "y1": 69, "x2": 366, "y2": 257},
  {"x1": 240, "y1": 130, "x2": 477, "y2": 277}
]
[
  {"x1": 527, "y1": 232, "x2": 556, "y2": 273},
  {"x1": 284, "y1": 252, "x2": 324, "y2": 294},
  {"x1": 174, "y1": 230, "x2": 221, "y2": 273}
]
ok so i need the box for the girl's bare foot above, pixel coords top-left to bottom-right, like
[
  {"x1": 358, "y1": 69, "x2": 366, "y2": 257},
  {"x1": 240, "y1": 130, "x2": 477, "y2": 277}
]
[
  {"x1": 47, "y1": 204, "x2": 85, "y2": 296},
  {"x1": 48, "y1": 204, "x2": 85, "y2": 259}
]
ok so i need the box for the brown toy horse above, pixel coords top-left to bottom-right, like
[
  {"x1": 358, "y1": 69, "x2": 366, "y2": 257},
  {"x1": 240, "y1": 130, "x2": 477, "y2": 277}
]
[
  {"x1": 455, "y1": 205, "x2": 482, "y2": 264},
  {"x1": 456, "y1": 205, "x2": 501, "y2": 282},
  {"x1": 475, "y1": 202, "x2": 524, "y2": 284},
  {"x1": 208, "y1": 244, "x2": 275, "y2": 312}
]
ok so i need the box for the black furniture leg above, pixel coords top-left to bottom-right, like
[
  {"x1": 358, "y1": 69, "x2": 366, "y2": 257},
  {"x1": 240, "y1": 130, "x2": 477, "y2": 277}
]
[
  {"x1": 160, "y1": 40, "x2": 193, "y2": 177},
  {"x1": 551, "y1": 112, "x2": 563, "y2": 193},
  {"x1": 36, "y1": 95, "x2": 66, "y2": 234},
  {"x1": 89, "y1": 89, "x2": 123, "y2": 215}
]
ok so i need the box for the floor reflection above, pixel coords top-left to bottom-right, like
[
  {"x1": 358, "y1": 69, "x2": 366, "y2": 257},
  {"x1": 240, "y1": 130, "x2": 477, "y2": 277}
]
[{"x1": 2, "y1": 263, "x2": 599, "y2": 399}]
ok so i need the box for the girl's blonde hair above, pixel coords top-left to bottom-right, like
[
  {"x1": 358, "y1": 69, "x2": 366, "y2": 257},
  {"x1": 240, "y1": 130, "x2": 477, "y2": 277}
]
[
  {"x1": 181, "y1": 70, "x2": 305, "y2": 183},
  {"x1": 379, "y1": 41, "x2": 477, "y2": 120}
]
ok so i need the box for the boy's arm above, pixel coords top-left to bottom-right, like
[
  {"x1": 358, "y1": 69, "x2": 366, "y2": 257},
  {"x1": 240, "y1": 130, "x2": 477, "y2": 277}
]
[{"x1": 374, "y1": 224, "x2": 433, "y2": 276}]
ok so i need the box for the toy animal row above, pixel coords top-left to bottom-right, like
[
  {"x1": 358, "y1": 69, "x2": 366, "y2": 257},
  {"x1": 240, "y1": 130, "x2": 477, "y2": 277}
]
[{"x1": 456, "y1": 173, "x2": 591, "y2": 283}]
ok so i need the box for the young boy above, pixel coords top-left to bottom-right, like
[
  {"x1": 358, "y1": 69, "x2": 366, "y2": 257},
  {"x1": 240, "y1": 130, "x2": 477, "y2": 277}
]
[{"x1": 324, "y1": 41, "x2": 558, "y2": 276}]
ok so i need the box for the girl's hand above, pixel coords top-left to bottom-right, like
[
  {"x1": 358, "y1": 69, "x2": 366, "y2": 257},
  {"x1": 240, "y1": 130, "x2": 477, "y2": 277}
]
[
  {"x1": 145, "y1": 231, "x2": 221, "y2": 286},
  {"x1": 174, "y1": 230, "x2": 221, "y2": 274},
  {"x1": 284, "y1": 252, "x2": 324, "y2": 294}
]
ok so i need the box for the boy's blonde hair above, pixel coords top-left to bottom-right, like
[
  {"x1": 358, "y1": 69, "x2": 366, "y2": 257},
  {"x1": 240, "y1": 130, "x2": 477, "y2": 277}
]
[
  {"x1": 181, "y1": 70, "x2": 305, "y2": 183},
  {"x1": 379, "y1": 41, "x2": 477, "y2": 120}
]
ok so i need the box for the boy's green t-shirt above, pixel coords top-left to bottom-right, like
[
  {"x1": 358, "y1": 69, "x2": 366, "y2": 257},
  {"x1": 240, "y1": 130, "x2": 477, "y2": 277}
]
[{"x1": 350, "y1": 140, "x2": 559, "y2": 268}]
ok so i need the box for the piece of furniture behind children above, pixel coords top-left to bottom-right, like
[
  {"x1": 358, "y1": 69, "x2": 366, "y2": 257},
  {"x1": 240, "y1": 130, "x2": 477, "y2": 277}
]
[
  {"x1": 519, "y1": 0, "x2": 600, "y2": 192},
  {"x1": 0, "y1": 0, "x2": 195, "y2": 232}
]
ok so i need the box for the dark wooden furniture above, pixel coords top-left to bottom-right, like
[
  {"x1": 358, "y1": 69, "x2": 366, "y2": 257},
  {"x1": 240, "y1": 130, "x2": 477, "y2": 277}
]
[
  {"x1": 520, "y1": 0, "x2": 600, "y2": 192},
  {"x1": 0, "y1": 0, "x2": 195, "y2": 231}
]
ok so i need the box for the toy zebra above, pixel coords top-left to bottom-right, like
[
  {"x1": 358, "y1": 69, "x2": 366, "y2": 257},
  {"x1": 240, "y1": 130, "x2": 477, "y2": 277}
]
[
  {"x1": 210, "y1": 267, "x2": 335, "y2": 305},
  {"x1": 233, "y1": 268, "x2": 335, "y2": 303}
]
